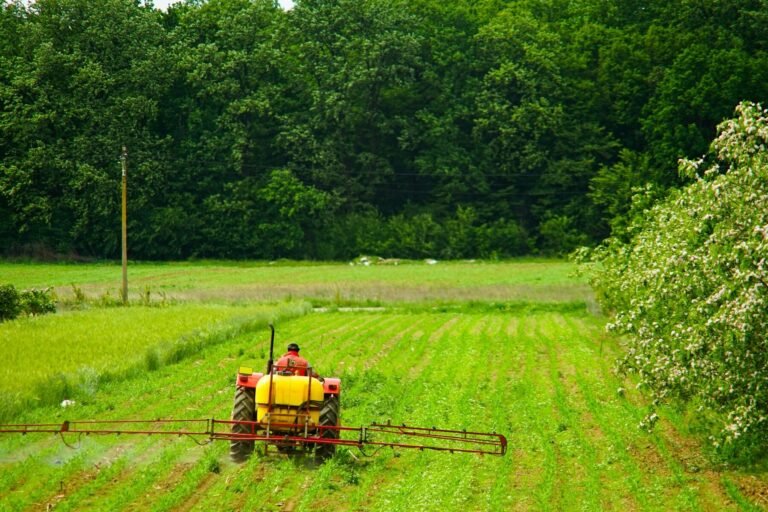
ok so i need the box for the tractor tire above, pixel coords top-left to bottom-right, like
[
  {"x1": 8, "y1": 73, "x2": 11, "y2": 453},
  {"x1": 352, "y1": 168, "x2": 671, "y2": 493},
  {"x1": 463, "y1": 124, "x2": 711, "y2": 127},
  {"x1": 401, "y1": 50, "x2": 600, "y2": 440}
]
[
  {"x1": 230, "y1": 386, "x2": 256, "y2": 463},
  {"x1": 315, "y1": 395, "x2": 340, "y2": 461}
]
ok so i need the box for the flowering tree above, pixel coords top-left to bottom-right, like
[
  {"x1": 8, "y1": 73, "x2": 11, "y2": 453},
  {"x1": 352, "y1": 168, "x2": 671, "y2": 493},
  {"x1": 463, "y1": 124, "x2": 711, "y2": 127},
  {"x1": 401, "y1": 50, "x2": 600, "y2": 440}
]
[{"x1": 591, "y1": 102, "x2": 768, "y2": 450}]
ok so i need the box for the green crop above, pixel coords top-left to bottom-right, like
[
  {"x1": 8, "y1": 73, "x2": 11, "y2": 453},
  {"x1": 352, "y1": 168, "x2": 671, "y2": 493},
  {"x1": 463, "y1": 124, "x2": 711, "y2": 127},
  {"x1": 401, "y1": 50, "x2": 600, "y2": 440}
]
[
  {"x1": 0, "y1": 310, "x2": 759, "y2": 511},
  {"x1": 0, "y1": 260, "x2": 761, "y2": 510}
]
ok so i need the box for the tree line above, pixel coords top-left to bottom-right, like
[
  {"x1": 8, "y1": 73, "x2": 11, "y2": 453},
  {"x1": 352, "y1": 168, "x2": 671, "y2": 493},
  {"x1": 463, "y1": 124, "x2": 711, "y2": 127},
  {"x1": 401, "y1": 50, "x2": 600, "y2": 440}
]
[{"x1": 1, "y1": 0, "x2": 767, "y2": 260}]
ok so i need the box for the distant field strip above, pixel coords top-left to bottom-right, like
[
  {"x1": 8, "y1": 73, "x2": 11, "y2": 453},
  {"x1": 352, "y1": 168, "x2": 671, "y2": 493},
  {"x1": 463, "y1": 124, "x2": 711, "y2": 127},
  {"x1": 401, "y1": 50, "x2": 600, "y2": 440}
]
[
  {"x1": 0, "y1": 310, "x2": 757, "y2": 511},
  {"x1": 0, "y1": 260, "x2": 591, "y2": 304}
]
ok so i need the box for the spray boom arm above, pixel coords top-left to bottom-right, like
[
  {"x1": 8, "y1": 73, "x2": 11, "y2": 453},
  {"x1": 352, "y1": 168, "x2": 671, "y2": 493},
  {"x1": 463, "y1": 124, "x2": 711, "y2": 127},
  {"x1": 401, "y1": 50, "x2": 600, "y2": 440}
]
[{"x1": 0, "y1": 418, "x2": 507, "y2": 456}]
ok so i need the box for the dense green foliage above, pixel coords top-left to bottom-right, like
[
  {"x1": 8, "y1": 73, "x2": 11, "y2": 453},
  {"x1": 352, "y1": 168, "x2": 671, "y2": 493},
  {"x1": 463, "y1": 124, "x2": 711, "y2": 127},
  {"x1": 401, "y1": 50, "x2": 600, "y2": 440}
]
[
  {"x1": 590, "y1": 102, "x2": 768, "y2": 453},
  {"x1": 0, "y1": 283, "x2": 55, "y2": 320},
  {"x1": 2, "y1": 0, "x2": 768, "y2": 258},
  {"x1": 0, "y1": 283, "x2": 21, "y2": 321},
  {"x1": 18, "y1": 287, "x2": 56, "y2": 315}
]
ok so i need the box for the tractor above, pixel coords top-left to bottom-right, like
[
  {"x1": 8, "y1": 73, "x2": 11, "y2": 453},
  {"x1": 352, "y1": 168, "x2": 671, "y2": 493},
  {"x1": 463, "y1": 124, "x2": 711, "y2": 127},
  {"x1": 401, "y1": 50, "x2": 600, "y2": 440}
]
[{"x1": 229, "y1": 324, "x2": 341, "y2": 461}]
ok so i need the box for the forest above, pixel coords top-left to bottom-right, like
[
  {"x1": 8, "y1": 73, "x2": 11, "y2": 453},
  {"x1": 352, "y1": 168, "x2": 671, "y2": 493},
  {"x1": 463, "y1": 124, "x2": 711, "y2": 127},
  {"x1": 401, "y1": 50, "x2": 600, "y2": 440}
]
[{"x1": 1, "y1": 0, "x2": 767, "y2": 260}]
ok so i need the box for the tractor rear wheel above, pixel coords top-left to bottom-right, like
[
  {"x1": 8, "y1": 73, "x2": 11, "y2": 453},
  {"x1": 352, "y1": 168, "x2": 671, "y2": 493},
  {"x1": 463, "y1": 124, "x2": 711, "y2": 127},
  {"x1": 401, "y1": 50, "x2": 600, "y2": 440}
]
[
  {"x1": 315, "y1": 395, "x2": 340, "y2": 461},
  {"x1": 230, "y1": 386, "x2": 256, "y2": 462}
]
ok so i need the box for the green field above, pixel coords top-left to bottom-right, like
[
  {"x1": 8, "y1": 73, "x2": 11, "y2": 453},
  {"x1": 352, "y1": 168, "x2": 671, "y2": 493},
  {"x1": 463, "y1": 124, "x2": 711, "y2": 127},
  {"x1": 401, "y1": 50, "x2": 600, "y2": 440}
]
[
  {"x1": 0, "y1": 259, "x2": 591, "y2": 305},
  {"x1": 0, "y1": 261, "x2": 766, "y2": 511},
  {"x1": 0, "y1": 301, "x2": 310, "y2": 420}
]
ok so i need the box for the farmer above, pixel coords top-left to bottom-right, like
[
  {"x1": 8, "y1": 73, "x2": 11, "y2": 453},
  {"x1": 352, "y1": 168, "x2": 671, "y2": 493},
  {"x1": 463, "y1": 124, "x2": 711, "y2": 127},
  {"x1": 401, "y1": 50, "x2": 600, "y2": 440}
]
[{"x1": 274, "y1": 342, "x2": 321, "y2": 379}]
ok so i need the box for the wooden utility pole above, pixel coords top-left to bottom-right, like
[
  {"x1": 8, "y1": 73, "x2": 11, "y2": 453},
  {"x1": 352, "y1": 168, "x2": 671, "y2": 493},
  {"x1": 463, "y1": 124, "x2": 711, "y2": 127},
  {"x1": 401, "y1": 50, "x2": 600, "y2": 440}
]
[{"x1": 121, "y1": 146, "x2": 128, "y2": 304}]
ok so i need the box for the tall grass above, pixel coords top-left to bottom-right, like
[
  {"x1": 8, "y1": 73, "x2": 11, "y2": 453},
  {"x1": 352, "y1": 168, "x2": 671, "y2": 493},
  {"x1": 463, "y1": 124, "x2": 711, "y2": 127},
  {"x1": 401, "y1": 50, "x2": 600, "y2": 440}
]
[{"x1": 0, "y1": 301, "x2": 310, "y2": 421}]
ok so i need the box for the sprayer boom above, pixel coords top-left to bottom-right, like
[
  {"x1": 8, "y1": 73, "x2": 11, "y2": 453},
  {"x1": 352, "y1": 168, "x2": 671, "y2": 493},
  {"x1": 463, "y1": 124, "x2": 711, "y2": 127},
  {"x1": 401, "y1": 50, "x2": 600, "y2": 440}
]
[{"x1": 0, "y1": 418, "x2": 507, "y2": 456}]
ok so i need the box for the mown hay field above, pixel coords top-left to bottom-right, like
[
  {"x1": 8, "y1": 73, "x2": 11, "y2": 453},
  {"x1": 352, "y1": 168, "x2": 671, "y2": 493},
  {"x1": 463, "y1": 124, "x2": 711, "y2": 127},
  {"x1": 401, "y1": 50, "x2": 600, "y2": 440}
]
[
  {"x1": 0, "y1": 259, "x2": 591, "y2": 304},
  {"x1": 0, "y1": 260, "x2": 766, "y2": 511}
]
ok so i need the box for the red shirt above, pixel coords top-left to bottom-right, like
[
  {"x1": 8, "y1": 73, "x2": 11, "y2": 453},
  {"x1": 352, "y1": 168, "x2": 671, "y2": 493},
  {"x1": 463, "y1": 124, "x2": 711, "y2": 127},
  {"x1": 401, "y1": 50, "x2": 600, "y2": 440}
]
[{"x1": 274, "y1": 351, "x2": 311, "y2": 376}]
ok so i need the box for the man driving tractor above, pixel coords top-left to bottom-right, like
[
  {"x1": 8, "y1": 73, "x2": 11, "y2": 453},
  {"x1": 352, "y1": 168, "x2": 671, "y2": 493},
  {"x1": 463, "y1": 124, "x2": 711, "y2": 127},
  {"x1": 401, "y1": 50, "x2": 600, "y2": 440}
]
[{"x1": 274, "y1": 343, "x2": 321, "y2": 379}]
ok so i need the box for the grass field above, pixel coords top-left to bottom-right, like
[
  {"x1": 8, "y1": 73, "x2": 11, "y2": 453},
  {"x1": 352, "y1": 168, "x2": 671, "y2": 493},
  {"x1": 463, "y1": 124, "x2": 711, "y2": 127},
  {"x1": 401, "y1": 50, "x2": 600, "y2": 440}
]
[
  {"x1": 0, "y1": 259, "x2": 591, "y2": 305},
  {"x1": 0, "y1": 260, "x2": 766, "y2": 511},
  {"x1": 0, "y1": 301, "x2": 310, "y2": 420}
]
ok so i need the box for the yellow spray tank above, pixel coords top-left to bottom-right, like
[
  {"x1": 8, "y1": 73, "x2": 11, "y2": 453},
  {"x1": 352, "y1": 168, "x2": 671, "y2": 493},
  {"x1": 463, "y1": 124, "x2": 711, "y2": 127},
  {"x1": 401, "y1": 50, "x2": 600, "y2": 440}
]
[{"x1": 255, "y1": 374, "x2": 325, "y2": 430}]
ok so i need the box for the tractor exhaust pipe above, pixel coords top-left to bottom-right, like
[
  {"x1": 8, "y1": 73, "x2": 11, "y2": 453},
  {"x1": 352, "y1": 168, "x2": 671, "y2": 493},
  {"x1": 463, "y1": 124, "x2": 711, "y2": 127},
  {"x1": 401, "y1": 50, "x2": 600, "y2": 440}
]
[
  {"x1": 266, "y1": 323, "x2": 275, "y2": 374},
  {"x1": 266, "y1": 324, "x2": 277, "y2": 420}
]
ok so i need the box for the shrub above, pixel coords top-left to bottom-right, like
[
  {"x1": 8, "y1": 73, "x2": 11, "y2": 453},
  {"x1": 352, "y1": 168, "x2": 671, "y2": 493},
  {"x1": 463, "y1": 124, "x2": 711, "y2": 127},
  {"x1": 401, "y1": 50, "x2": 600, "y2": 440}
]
[
  {"x1": 20, "y1": 288, "x2": 56, "y2": 316},
  {"x1": 475, "y1": 218, "x2": 529, "y2": 258},
  {"x1": 0, "y1": 285, "x2": 56, "y2": 320},
  {"x1": 589, "y1": 102, "x2": 768, "y2": 452},
  {"x1": 538, "y1": 215, "x2": 589, "y2": 255},
  {"x1": 385, "y1": 213, "x2": 443, "y2": 258},
  {"x1": 0, "y1": 284, "x2": 21, "y2": 322},
  {"x1": 322, "y1": 210, "x2": 392, "y2": 259}
]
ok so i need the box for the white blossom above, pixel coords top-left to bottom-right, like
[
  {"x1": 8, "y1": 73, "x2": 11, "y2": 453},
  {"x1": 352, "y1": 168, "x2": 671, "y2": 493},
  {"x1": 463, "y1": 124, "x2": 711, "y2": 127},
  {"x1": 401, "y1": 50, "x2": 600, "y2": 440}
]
[{"x1": 587, "y1": 102, "x2": 768, "y2": 449}]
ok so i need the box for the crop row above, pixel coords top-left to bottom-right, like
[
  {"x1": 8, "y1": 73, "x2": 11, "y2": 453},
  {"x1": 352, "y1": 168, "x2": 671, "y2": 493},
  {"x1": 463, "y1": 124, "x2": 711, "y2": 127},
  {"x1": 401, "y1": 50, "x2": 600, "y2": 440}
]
[{"x1": 0, "y1": 310, "x2": 756, "y2": 511}]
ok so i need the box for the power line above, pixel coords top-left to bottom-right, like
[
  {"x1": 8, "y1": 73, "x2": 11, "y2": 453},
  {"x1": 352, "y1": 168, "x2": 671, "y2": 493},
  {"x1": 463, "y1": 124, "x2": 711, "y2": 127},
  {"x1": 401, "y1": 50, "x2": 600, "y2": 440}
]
[
  {"x1": 174, "y1": 160, "x2": 588, "y2": 179},
  {"x1": 169, "y1": 158, "x2": 593, "y2": 179}
]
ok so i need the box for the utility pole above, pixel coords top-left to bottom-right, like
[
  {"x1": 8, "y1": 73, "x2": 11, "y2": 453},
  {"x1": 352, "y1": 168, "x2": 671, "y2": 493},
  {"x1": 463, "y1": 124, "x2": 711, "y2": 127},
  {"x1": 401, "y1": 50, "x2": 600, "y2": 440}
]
[{"x1": 121, "y1": 146, "x2": 128, "y2": 305}]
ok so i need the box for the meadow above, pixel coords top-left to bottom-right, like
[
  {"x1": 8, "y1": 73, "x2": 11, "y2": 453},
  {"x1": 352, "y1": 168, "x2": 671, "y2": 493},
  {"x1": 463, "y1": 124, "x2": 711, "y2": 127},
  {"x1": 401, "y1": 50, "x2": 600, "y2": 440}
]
[
  {"x1": 0, "y1": 260, "x2": 766, "y2": 511},
  {"x1": 0, "y1": 259, "x2": 591, "y2": 305}
]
